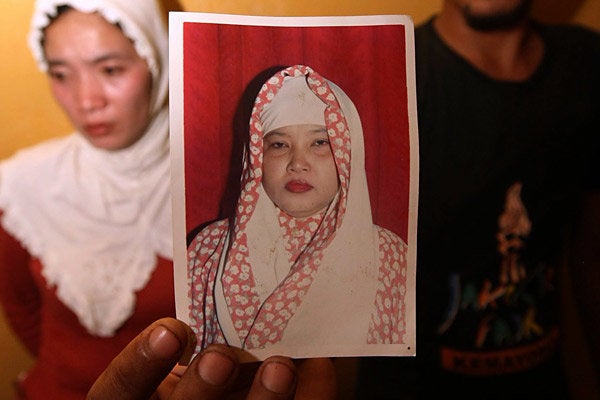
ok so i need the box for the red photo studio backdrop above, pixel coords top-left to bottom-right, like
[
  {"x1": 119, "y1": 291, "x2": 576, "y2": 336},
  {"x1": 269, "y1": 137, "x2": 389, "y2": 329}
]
[{"x1": 182, "y1": 22, "x2": 412, "y2": 243}]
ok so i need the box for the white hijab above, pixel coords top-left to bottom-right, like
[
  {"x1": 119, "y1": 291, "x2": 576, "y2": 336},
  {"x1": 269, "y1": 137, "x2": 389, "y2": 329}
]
[{"x1": 0, "y1": 0, "x2": 171, "y2": 337}]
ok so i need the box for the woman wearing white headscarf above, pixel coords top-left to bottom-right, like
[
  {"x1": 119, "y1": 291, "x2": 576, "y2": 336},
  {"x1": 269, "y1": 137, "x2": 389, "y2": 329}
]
[
  {"x1": 188, "y1": 65, "x2": 408, "y2": 360},
  {"x1": 0, "y1": 1, "x2": 173, "y2": 398}
]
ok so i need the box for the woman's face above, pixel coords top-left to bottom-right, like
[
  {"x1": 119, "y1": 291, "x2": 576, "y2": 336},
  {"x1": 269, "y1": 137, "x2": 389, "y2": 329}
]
[
  {"x1": 262, "y1": 124, "x2": 339, "y2": 218},
  {"x1": 43, "y1": 9, "x2": 153, "y2": 150}
]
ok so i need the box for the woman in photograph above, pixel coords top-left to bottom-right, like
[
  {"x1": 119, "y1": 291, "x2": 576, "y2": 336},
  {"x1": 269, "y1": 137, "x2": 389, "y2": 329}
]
[{"x1": 187, "y1": 64, "x2": 408, "y2": 357}]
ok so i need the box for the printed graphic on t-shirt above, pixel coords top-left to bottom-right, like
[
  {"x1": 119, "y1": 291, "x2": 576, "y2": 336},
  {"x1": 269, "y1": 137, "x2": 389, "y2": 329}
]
[{"x1": 438, "y1": 182, "x2": 559, "y2": 375}]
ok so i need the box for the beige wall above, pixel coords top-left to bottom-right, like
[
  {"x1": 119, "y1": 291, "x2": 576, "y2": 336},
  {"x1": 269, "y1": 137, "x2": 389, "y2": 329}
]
[{"x1": 0, "y1": 1, "x2": 598, "y2": 399}]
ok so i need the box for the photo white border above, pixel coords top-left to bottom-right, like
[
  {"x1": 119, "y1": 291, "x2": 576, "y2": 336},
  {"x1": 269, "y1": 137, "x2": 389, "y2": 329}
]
[{"x1": 169, "y1": 12, "x2": 418, "y2": 360}]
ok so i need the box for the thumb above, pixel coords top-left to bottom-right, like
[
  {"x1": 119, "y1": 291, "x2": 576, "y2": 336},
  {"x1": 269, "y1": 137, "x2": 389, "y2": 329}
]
[{"x1": 87, "y1": 318, "x2": 196, "y2": 400}]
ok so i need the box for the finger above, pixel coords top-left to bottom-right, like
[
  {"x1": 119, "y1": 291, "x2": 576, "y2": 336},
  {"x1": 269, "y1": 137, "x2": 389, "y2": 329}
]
[
  {"x1": 86, "y1": 318, "x2": 196, "y2": 400},
  {"x1": 295, "y1": 358, "x2": 337, "y2": 400},
  {"x1": 154, "y1": 365, "x2": 187, "y2": 399},
  {"x1": 246, "y1": 356, "x2": 297, "y2": 400},
  {"x1": 167, "y1": 344, "x2": 240, "y2": 399}
]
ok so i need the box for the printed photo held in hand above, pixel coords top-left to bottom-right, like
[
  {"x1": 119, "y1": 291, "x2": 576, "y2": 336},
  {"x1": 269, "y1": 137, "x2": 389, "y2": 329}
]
[{"x1": 169, "y1": 13, "x2": 418, "y2": 361}]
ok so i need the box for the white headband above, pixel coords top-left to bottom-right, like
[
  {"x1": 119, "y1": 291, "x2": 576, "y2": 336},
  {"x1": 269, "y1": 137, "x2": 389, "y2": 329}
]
[{"x1": 260, "y1": 75, "x2": 327, "y2": 134}]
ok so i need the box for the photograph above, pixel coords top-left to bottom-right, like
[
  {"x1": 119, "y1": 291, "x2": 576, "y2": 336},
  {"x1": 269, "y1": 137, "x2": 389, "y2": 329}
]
[{"x1": 169, "y1": 12, "x2": 418, "y2": 361}]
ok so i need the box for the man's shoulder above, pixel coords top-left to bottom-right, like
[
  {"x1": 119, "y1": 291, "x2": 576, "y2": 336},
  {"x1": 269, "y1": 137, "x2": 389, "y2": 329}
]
[
  {"x1": 539, "y1": 22, "x2": 600, "y2": 50},
  {"x1": 541, "y1": 22, "x2": 600, "y2": 38},
  {"x1": 414, "y1": 17, "x2": 436, "y2": 42}
]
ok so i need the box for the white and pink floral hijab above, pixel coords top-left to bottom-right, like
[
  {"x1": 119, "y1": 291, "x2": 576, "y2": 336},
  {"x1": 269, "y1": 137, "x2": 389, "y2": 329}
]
[{"x1": 190, "y1": 65, "x2": 400, "y2": 358}]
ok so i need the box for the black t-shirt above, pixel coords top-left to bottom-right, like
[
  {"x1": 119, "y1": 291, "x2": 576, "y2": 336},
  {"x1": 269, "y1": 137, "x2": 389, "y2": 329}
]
[{"x1": 357, "y1": 18, "x2": 600, "y2": 399}]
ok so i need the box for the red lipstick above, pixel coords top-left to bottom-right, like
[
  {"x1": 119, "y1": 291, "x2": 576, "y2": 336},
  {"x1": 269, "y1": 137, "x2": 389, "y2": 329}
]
[
  {"x1": 84, "y1": 123, "x2": 110, "y2": 137},
  {"x1": 285, "y1": 180, "x2": 313, "y2": 193}
]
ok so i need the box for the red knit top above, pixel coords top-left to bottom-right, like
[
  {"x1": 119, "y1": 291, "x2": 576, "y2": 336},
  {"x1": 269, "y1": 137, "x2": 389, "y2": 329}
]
[{"x1": 0, "y1": 224, "x2": 175, "y2": 400}]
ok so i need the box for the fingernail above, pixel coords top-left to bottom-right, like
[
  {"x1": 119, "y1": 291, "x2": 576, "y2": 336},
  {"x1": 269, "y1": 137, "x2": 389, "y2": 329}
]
[
  {"x1": 261, "y1": 361, "x2": 295, "y2": 394},
  {"x1": 197, "y1": 351, "x2": 236, "y2": 386},
  {"x1": 148, "y1": 325, "x2": 181, "y2": 359}
]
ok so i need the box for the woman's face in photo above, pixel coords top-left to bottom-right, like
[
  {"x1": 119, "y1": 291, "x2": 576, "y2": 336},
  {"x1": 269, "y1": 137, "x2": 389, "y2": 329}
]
[
  {"x1": 262, "y1": 124, "x2": 339, "y2": 218},
  {"x1": 43, "y1": 9, "x2": 153, "y2": 150}
]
